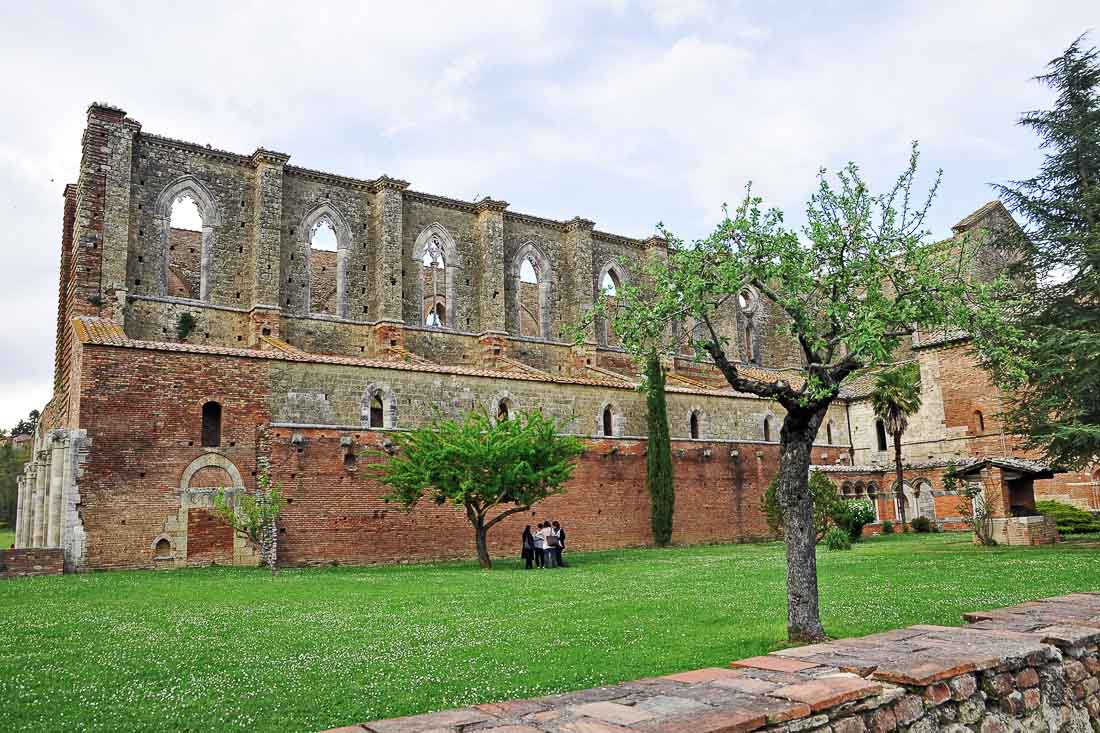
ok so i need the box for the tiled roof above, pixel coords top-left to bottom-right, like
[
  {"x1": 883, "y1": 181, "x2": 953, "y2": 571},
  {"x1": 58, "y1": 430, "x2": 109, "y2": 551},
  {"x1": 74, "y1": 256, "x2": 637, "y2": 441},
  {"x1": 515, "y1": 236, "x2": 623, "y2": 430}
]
[
  {"x1": 838, "y1": 360, "x2": 920, "y2": 400},
  {"x1": 949, "y1": 456, "x2": 1062, "y2": 479},
  {"x1": 952, "y1": 200, "x2": 1004, "y2": 232},
  {"x1": 72, "y1": 317, "x2": 768, "y2": 399}
]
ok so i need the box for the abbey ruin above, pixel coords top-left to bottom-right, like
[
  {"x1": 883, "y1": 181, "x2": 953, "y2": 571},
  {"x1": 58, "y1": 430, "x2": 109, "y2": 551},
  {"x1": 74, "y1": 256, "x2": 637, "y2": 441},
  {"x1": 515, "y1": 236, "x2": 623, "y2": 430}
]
[{"x1": 12, "y1": 103, "x2": 1100, "y2": 571}]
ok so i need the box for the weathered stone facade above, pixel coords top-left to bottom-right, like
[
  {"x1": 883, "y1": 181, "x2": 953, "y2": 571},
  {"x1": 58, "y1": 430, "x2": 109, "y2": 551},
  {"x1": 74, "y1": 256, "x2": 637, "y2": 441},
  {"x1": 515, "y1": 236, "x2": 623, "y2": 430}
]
[{"x1": 15, "y1": 103, "x2": 1099, "y2": 570}]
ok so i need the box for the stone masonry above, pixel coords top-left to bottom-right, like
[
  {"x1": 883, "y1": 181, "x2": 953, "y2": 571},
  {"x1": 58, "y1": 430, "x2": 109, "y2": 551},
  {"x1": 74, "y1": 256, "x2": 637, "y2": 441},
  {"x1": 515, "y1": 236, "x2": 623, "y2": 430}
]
[
  {"x1": 14, "y1": 103, "x2": 1099, "y2": 570},
  {"x1": 324, "y1": 592, "x2": 1100, "y2": 733}
]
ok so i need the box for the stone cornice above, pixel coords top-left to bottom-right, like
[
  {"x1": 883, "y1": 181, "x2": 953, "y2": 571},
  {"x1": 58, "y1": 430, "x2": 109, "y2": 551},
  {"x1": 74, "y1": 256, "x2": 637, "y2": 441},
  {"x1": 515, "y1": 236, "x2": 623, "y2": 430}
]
[
  {"x1": 593, "y1": 229, "x2": 646, "y2": 250},
  {"x1": 564, "y1": 216, "x2": 595, "y2": 233},
  {"x1": 368, "y1": 175, "x2": 411, "y2": 194},
  {"x1": 251, "y1": 148, "x2": 291, "y2": 167},
  {"x1": 474, "y1": 197, "x2": 509, "y2": 214},
  {"x1": 405, "y1": 190, "x2": 477, "y2": 212},
  {"x1": 284, "y1": 165, "x2": 373, "y2": 190},
  {"x1": 504, "y1": 211, "x2": 566, "y2": 231},
  {"x1": 139, "y1": 133, "x2": 254, "y2": 166}
]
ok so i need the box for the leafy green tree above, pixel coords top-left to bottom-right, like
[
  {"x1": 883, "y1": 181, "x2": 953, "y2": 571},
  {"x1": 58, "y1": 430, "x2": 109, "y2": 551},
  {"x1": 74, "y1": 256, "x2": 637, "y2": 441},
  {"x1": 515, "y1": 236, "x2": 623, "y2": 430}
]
[
  {"x1": 586, "y1": 146, "x2": 1017, "y2": 641},
  {"x1": 213, "y1": 472, "x2": 285, "y2": 576},
  {"x1": 832, "y1": 499, "x2": 877, "y2": 542},
  {"x1": 991, "y1": 35, "x2": 1100, "y2": 470},
  {"x1": 869, "y1": 362, "x2": 923, "y2": 523},
  {"x1": 11, "y1": 409, "x2": 40, "y2": 437},
  {"x1": 373, "y1": 410, "x2": 585, "y2": 569},
  {"x1": 644, "y1": 353, "x2": 675, "y2": 546},
  {"x1": 761, "y1": 470, "x2": 842, "y2": 544}
]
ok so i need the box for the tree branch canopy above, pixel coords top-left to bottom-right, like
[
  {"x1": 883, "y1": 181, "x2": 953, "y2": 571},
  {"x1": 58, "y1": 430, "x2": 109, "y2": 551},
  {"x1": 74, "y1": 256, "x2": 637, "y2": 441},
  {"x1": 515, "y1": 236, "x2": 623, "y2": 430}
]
[{"x1": 581, "y1": 142, "x2": 1024, "y2": 409}]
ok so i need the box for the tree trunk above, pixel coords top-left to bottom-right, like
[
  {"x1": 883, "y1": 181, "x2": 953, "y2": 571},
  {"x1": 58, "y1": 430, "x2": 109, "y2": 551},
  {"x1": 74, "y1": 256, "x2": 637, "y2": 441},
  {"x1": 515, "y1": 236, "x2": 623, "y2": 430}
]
[
  {"x1": 893, "y1": 430, "x2": 906, "y2": 525},
  {"x1": 474, "y1": 518, "x2": 492, "y2": 569},
  {"x1": 778, "y1": 407, "x2": 828, "y2": 643}
]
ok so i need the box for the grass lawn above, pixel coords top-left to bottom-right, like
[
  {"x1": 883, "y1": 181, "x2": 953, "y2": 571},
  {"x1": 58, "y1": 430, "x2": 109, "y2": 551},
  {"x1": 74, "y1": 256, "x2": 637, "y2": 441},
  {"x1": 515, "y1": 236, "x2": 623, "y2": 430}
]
[
  {"x1": 0, "y1": 528, "x2": 13, "y2": 548},
  {"x1": 1, "y1": 533, "x2": 1098, "y2": 732}
]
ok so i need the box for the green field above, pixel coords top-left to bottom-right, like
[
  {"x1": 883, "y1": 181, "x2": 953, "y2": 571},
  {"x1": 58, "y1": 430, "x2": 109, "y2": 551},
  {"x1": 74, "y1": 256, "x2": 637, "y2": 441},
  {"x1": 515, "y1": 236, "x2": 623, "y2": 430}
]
[
  {"x1": 1, "y1": 533, "x2": 1098, "y2": 732},
  {"x1": 0, "y1": 528, "x2": 13, "y2": 548}
]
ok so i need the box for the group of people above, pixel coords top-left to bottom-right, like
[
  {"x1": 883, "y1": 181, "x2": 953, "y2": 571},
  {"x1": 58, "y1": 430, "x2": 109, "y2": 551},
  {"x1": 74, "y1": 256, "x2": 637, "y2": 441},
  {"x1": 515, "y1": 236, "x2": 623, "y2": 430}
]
[{"x1": 521, "y1": 521, "x2": 567, "y2": 569}]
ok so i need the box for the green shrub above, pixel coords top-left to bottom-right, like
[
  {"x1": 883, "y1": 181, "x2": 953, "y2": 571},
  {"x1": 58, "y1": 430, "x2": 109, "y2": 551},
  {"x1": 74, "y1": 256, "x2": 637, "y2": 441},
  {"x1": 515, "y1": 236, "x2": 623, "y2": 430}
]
[
  {"x1": 1036, "y1": 500, "x2": 1100, "y2": 534},
  {"x1": 832, "y1": 499, "x2": 876, "y2": 541},
  {"x1": 177, "y1": 312, "x2": 197, "y2": 341},
  {"x1": 910, "y1": 516, "x2": 932, "y2": 533},
  {"x1": 823, "y1": 526, "x2": 852, "y2": 551},
  {"x1": 881, "y1": 520, "x2": 894, "y2": 534},
  {"x1": 761, "y1": 470, "x2": 842, "y2": 543}
]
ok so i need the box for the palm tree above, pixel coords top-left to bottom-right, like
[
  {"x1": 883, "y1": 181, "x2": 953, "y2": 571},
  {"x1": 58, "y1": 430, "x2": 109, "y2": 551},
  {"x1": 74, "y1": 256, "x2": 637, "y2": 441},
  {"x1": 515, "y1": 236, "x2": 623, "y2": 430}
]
[{"x1": 870, "y1": 362, "x2": 923, "y2": 524}]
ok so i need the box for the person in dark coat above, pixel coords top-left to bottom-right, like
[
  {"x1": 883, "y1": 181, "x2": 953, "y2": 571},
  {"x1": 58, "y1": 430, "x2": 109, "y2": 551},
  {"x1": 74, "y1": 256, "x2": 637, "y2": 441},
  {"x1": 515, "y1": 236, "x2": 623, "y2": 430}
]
[
  {"x1": 521, "y1": 525, "x2": 535, "y2": 570},
  {"x1": 552, "y1": 521, "x2": 566, "y2": 567}
]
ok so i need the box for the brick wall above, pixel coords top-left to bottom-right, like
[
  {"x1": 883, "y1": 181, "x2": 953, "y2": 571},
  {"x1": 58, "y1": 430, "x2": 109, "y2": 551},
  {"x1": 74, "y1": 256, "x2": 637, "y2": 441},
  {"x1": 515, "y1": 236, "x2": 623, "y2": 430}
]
[{"x1": 0, "y1": 548, "x2": 65, "y2": 579}]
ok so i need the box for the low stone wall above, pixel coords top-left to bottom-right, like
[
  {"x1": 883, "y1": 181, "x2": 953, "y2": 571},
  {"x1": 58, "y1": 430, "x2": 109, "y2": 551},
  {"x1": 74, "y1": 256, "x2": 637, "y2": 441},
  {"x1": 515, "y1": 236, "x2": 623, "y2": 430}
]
[
  {"x1": 0, "y1": 548, "x2": 65, "y2": 579},
  {"x1": 324, "y1": 593, "x2": 1100, "y2": 732}
]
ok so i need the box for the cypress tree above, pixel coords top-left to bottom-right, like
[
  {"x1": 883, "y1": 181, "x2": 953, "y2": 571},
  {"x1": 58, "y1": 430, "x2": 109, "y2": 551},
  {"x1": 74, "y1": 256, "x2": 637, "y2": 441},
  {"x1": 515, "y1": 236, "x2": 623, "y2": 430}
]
[
  {"x1": 993, "y1": 35, "x2": 1100, "y2": 469},
  {"x1": 644, "y1": 352, "x2": 675, "y2": 546}
]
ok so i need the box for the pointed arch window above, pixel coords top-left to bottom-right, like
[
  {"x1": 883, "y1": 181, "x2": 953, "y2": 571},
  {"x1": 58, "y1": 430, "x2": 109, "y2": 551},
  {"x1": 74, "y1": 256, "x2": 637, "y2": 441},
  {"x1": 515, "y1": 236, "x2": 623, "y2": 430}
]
[
  {"x1": 826, "y1": 420, "x2": 834, "y2": 445},
  {"x1": 597, "y1": 263, "x2": 627, "y2": 347},
  {"x1": 763, "y1": 415, "x2": 772, "y2": 442},
  {"x1": 518, "y1": 256, "x2": 541, "y2": 337},
  {"x1": 745, "y1": 324, "x2": 756, "y2": 364},
  {"x1": 689, "y1": 411, "x2": 700, "y2": 440},
  {"x1": 201, "y1": 401, "x2": 222, "y2": 448},
  {"x1": 497, "y1": 400, "x2": 510, "y2": 423},
  {"x1": 875, "y1": 419, "x2": 888, "y2": 452},
  {"x1": 974, "y1": 410, "x2": 985, "y2": 433},
  {"x1": 414, "y1": 225, "x2": 458, "y2": 329},
  {"x1": 155, "y1": 175, "x2": 221, "y2": 303},
  {"x1": 602, "y1": 405, "x2": 614, "y2": 437},
  {"x1": 369, "y1": 395, "x2": 384, "y2": 429}
]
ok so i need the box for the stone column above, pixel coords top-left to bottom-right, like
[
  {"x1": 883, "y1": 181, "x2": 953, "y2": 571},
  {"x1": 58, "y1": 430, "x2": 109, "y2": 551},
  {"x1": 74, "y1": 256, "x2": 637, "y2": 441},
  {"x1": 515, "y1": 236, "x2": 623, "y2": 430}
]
[
  {"x1": 249, "y1": 149, "x2": 289, "y2": 344},
  {"x1": 48, "y1": 434, "x2": 66, "y2": 547},
  {"x1": 19, "y1": 466, "x2": 35, "y2": 547},
  {"x1": 32, "y1": 456, "x2": 48, "y2": 547},
  {"x1": 563, "y1": 217, "x2": 596, "y2": 343},
  {"x1": 14, "y1": 474, "x2": 26, "y2": 547},
  {"x1": 475, "y1": 198, "x2": 509, "y2": 334},
  {"x1": 369, "y1": 176, "x2": 409, "y2": 323},
  {"x1": 100, "y1": 115, "x2": 140, "y2": 321}
]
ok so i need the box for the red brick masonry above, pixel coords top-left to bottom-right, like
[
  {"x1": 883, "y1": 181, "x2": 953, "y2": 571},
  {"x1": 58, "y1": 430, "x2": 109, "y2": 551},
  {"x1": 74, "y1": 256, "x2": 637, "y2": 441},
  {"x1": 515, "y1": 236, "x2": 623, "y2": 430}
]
[
  {"x1": 0, "y1": 549, "x2": 65, "y2": 579},
  {"x1": 324, "y1": 593, "x2": 1100, "y2": 732}
]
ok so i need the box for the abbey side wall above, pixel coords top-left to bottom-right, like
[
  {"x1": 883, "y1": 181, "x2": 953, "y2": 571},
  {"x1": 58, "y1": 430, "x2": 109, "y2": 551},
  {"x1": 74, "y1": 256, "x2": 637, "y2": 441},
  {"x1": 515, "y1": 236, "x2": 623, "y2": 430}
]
[{"x1": 19, "y1": 103, "x2": 1098, "y2": 571}]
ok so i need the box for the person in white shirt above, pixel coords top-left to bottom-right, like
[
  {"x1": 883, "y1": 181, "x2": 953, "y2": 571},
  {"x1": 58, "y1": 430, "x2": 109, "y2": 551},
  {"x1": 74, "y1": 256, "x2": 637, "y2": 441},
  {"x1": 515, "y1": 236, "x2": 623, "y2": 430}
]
[{"x1": 533, "y1": 522, "x2": 548, "y2": 568}]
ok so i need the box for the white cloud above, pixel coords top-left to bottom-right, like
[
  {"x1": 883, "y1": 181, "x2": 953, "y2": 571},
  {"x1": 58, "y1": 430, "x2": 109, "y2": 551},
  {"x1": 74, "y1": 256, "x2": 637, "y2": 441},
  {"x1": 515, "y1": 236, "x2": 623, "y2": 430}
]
[{"x1": 0, "y1": 0, "x2": 1095, "y2": 427}]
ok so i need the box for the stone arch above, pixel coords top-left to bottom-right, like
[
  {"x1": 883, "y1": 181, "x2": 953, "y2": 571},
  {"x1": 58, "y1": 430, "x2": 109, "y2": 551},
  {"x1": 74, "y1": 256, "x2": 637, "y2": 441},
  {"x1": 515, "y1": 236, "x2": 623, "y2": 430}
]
[
  {"x1": 155, "y1": 175, "x2": 222, "y2": 301},
  {"x1": 598, "y1": 401, "x2": 624, "y2": 437},
  {"x1": 360, "y1": 382, "x2": 398, "y2": 429},
  {"x1": 488, "y1": 390, "x2": 516, "y2": 425},
  {"x1": 511, "y1": 241, "x2": 553, "y2": 339},
  {"x1": 151, "y1": 534, "x2": 174, "y2": 559},
  {"x1": 596, "y1": 260, "x2": 630, "y2": 347},
  {"x1": 687, "y1": 406, "x2": 708, "y2": 440},
  {"x1": 300, "y1": 201, "x2": 352, "y2": 318},
  {"x1": 866, "y1": 481, "x2": 882, "y2": 520},
  {"x1": 413, "y1": 223, "x2": 460, "y2": 328},
  {"x1": 762, "y1": 412, "x2": 777, "y2": 442},
  {"x1": 180, "y1": 453, "x2": 244, "y2": 492},
  {"x1": 912, "y1": 478, "x2": 936, "y2": 519}
]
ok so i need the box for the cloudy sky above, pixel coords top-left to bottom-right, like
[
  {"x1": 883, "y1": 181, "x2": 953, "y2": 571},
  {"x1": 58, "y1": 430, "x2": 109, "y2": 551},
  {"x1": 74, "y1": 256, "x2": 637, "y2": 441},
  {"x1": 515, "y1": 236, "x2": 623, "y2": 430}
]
[{"x1": 0, "y1": 1, "x2": 1094, "y2": 429}]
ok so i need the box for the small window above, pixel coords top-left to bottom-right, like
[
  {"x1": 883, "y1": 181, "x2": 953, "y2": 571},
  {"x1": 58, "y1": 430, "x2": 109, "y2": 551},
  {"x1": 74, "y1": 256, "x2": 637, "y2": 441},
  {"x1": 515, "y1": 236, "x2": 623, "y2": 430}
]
[
  {"x1": 369, "y1": 395, "x2": 384, "y2": 429},
  {"x1": 343, "y1": 452, "x2": 356, "y2": 470},
  {"x1": 763, "y1": 416, "x2": 772, "y2": 442},
  {"x1": 689, "y1": 412, "x2": 700, "y2": 440},
  {"x1": 497, "y1": 400, "x2": 510, "y2": 423},
  {"x1": 826, "y1": 421, "x2": 834, "y2": 445},
  {"x1": 602, "y1": 406, "x2": 614, "y2": 437},
  {"x1": 745, "y1": 324, "x2": 755, "y2": 364},
  {"x1": 154, "y1": 538, "x2": 172, "y2": 558},
  {"x1": 875, "y1": 419, "x2": 888, "y2": 451},
  {"x1": 201, "y1": 401, "x2": 222, "y2": 447},
  {"x1": 974, "y1": 410, "x2": 985, "y2": 433},
  {"x1": 425, "y1": 302, "x2": 445, "y2": 327}
]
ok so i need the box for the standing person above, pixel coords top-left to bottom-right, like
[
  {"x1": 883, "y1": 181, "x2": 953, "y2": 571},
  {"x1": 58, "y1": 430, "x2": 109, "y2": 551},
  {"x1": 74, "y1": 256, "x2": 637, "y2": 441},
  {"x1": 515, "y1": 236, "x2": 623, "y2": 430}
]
[
  {"x1": 521, "y1": 525, "x2": 535, "y2": 570},
  {"x1": 552, "y1": 521, "x2": 566, "y2": 567},
  {"x1": 542, "y1": 522, "x2": 559, "y2": 568},
  {"x1": 533, "y1": 522, "x2": 547, "y2": 568}
]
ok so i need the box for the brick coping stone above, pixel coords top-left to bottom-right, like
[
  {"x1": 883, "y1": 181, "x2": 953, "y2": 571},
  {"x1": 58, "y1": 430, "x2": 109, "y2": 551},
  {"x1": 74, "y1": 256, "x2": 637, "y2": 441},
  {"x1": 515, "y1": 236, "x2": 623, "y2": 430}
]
[{"x1": 322, "y1": 592, "x2": 1100, "y2": 732}]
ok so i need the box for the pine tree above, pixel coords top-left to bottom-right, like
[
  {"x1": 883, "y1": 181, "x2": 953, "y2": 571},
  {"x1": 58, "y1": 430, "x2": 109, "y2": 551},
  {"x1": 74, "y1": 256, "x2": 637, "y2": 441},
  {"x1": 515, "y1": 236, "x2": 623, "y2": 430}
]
[
  {"x1": 644, "y1": 352, "x2": 675, "y2": 546},
  {"x1": 993, "y1": 35, "x2": 1100, "y2": 469}
]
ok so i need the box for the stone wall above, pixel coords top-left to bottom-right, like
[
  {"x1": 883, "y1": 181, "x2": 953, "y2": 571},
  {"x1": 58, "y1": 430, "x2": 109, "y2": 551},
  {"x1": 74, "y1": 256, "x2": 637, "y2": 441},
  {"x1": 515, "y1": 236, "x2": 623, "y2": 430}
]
[
  {"x1": 324, "y1": 592, "x2": 1100, "y2": 733},
  {"x1": 51, "y1": 340, "x2": 858, "y2": 570}
]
